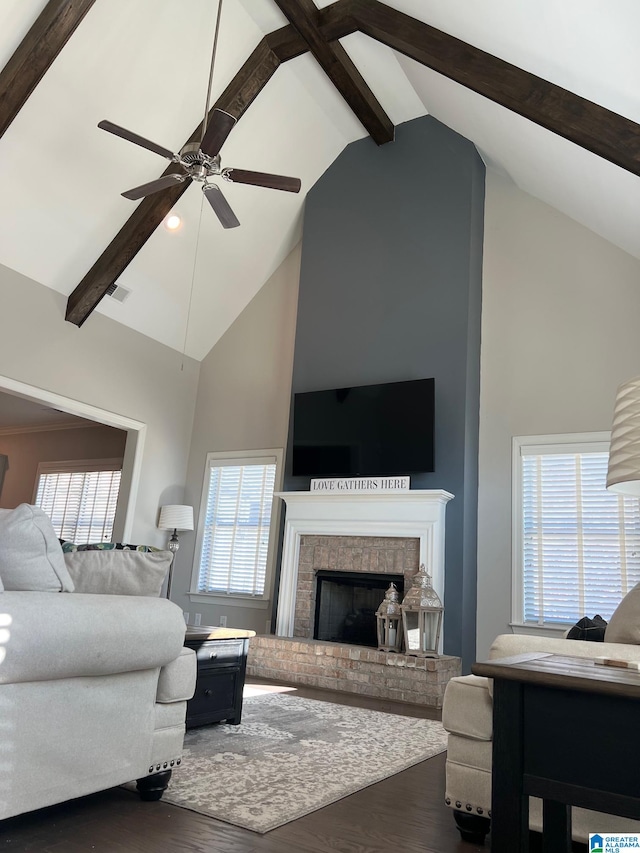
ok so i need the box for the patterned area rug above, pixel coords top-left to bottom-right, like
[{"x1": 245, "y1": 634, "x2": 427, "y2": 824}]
[{"x1": 163, "y1": 690, "x2": 448, "y2": 833}]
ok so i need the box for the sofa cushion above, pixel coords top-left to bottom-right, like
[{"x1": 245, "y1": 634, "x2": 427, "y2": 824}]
[
  {"x1": 605, "y1": 583, "x2": 640, "y2": 644},
  {"x1": 0, "y1": 504, "x2": 74, "y2": 592},
  {"x1": 489, "y1": 633, "x2": 640, "y2": 663},
  {"x1": 64, "y1": 549, "x2": 172, "y2": 597},
  {"x1": 442, "y1": 674, "x2": 493, "y2": 741},
  {"x1": 0, "y1": 591, "x2": 187, "y2": 683}
]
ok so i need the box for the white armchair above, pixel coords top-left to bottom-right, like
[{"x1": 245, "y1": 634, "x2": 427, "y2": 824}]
[
  {"x1": 442, "y1": 632, "x2": 640, "y2": 844},
  {"x1": 0, "y1": 504, "x2": 197, "y2": 821}
]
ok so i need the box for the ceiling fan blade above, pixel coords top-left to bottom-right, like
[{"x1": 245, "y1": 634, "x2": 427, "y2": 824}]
[
  {"x1": 200, "y1": 109, "x2": 237, "y2": 157},
  {"x1": 122, "y1": 173, "x2": 187, "y2": 200},
  {"x1": 203, "y1": 184, "x2": 240, "y2": 229},
  {"x1": 222, "y1": 168, "x2": 301, "y2": 194},
  {"x1": 98, "y1": 120, "x2": 176, "y2": 161}
]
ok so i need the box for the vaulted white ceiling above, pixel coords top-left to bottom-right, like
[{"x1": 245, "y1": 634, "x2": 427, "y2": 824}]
[{"x1": 1, "y1": 0, "x2": 638, "y2": 360}]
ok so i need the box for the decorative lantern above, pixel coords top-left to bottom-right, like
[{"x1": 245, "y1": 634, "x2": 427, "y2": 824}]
[
  {"x1": 375, "y1": 582, "x2": 403, "y2": 653},
  {"x1": 400, "y1": 564, "x2": 443, "y2": 657}
]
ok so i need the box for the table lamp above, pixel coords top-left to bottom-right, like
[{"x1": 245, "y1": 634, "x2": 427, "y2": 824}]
[{"x1": 158, "y1": 504, "x2": 194, "y2": 598}]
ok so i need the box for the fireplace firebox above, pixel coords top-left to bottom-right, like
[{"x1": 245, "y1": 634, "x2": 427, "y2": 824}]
[{"x1": 313, "y1": 570, "x2": 404, "y2": 648}]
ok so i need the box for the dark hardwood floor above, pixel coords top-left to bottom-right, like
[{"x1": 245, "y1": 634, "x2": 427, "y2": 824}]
[{"x1": 0, "y1": 679, "x2": 586, "y2": 853}]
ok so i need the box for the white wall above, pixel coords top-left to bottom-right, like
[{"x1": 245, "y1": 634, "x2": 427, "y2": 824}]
[
  {"x1": 477, "y1": 172, "x2": 640, "y2": 658},
  {"x1": 172, "y1": 244, "x2": 301, "y2": 632},
  {"x1": 0, "y1": 264, "x2": 199, "y2": 545}
]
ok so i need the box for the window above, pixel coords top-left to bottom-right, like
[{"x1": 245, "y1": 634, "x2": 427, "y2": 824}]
[
  {"x1": 513, "y1": 434, "x2": 640, "y2": 627},
  {"x1": 34, "y1": 459, "x2": 122, "y2": 544},
  {"x1": 194, "y1": 450, "x2": 282, "y2": 598}
]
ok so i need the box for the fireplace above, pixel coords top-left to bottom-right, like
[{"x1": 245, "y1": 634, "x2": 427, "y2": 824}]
[
  {"x1": 314, "y1": 570, "x2": 404, "y2": 647},
  {"x1": 276, "y1": 489, "x2": 453, "y2": 653},
  {"x1": 247, "y1": 489, "x2": 460, "y2": 708}
]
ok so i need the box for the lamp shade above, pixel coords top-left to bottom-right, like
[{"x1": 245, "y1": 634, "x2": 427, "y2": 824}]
[
  {"x1": 607, "y1": 376, "x2": 640, "y2": 496},
  {"x1": 158, "y1": 504, "x2": 194, "y2": 531}
]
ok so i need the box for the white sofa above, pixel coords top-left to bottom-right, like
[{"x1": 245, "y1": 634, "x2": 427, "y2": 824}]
[
  {"x1": 442, "y1": 632, "x2": 640, "y2": 844},
  {"x1": 0, "y1": 504, "x2": 197, "y2": 821}
]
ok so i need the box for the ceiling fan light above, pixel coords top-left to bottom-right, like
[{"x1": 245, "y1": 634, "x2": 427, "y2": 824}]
[{"x1": 163, "y1": 213, "x2": 182, "y2": 232}]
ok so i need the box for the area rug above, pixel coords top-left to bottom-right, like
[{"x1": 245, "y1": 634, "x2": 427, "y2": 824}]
[{"x1": 162, "y1": 691, "x2": 448, "y2": 833}]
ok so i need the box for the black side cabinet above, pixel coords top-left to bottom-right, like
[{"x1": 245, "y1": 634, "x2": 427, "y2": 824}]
[{"x1": 184, "y1": 627, "x2": 254, "y2": 728}]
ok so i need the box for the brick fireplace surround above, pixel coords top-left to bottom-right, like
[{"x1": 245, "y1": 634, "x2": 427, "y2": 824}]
[
  {"x1": 246, "y1": 490, "x2": 462, "y2": 708},
  {"x1": 293, "y1": 534, "x2": 419, "y2": 638}
]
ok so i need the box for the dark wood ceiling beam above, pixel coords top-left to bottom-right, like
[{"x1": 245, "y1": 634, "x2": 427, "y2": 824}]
[
  {"x1": 316, "y1": 0, "x2": 360, "y2": 43},
  {"x1": 273, "y1": 0, "x2": 393, "y2": 145},
  {"x1": 66, "y1": 0, "x2": 640, "y2": 329},
  {"x1": 65, "y1": 1, "x2": 373, "y2": 327},
  {"x1": 0, "y1": 0, "x2": 97, "y2": 139},
  {"x1": 65, "y1": 39, "x2": 281, "y2": 326},
  {"x1": 353, "y1": 0, "x2": 640, "y2": 177},
  {"x1": 267, "y1": 1, "x2": 358, "y2": 62}
]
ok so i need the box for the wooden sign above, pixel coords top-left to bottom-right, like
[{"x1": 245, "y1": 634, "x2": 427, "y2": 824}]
[{"x1": 310, "y1": 476, "x2": 410, "y2": 492}]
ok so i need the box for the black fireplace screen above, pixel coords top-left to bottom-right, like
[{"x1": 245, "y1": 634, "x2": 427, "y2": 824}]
[{"x1": 313, "y1": 570, "x2": 404, "y2": 647}]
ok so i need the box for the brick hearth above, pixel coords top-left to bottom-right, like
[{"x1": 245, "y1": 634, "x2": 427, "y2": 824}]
[{"x1": 247, "y1": 636, "x2": 461, "y2": 708}]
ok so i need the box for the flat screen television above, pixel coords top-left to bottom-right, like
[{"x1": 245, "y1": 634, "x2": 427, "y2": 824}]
[{"x1": 292, "y1": 378, "x2": 435, "y2": 477}]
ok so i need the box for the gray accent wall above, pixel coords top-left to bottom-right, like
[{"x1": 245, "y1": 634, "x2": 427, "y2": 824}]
[{"x1": 284, "y1": 116, "x2": 485, "y2": 668}]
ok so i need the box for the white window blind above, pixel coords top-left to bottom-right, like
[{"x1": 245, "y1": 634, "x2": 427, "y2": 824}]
[
  {"x1": 518, "y1": 443, "x2": 640, "y2": 625},
  {"x1": 198, "y1": 457, "x2": 277, "y2": 596},
  {"x1": 34, "y1": 460, "x2": 122, "y2": 544}
]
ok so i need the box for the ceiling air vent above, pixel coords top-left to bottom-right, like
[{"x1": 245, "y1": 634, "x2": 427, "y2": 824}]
[{"x1": 106, "y1": 283, "x2": 131, "y2": 304}]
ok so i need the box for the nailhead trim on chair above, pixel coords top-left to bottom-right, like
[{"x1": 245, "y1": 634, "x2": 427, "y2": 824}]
[
  {"x1": 445, "y1": 797, "x2": 491, "y2": 818},
  {"x1": 147, "y1": 757, "x2": 182, "y2": 774}
]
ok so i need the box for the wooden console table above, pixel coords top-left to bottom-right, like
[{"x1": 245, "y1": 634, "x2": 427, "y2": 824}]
[
  {"x1": 472, "y1": 652, "x2": 640, "y2": 853},
  {"x1": 184, "y1": 626, "x2": 255, "y2": 728}
]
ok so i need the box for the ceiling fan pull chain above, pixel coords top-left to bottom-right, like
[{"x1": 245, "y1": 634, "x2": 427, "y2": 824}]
[{"x1": 200, "y1": 0, "x2": 224, "y2": 149}]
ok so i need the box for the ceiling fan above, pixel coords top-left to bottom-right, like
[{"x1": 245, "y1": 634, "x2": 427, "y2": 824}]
[{"x1": 97, "y1": 1, "x2": 300, "y2": 229}]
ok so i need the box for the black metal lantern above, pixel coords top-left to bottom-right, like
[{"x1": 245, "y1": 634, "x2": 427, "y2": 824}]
[
  {"x1": 400, "y1": 564, "x2": 443, "y2": 657},
  {"x1": 375, "y1": 582, "x2": 403, "y2": 653}
]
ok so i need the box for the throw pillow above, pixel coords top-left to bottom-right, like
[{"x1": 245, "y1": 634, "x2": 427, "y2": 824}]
[
  {"x1": 566, "y1": 614, "x2": 607, "y2": 642},
  {"x1": 0, "y1": 504, "x2": 75, "y2": 592},
  {"x1": 60, "y1": 541, "x2": 160, "y2": 553},
  {"x1": 63, "y1": 548, "x2": 173, "y2": 597},
  {"x1": 605, "y1": 583, "x2": 640, "y2": 644}
]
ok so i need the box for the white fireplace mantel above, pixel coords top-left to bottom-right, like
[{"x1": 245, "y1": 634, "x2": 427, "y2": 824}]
[{"x1": 274, "y1": 489, "x2": 453, "y2": 639}]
